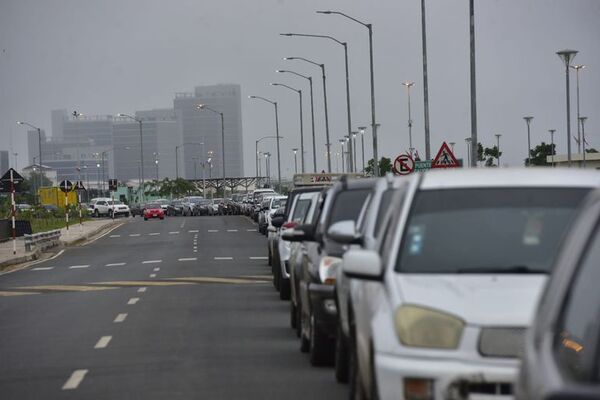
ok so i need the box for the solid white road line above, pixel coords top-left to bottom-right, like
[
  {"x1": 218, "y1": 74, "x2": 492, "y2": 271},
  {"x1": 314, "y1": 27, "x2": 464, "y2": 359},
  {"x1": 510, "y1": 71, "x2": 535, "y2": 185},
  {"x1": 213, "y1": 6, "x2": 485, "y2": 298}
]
[
  {"x1": 227, "y1": 229, "x2": 238, "y2": 232},
  {"x1": 188, "y1": 229, "x2": 199, "y2": 233},
  {"x1": 69, "y1": 265, "x2": 90, "y2": 269},
  {"x1": 142, "y1": 260, "x2": 162, "y2": 264},
  {"x1": 109, "y1": 234, "x2": 121, "y2": 238},
  {"x1": 94, "y1": 336, "x2": 112, "y2": 349},
  {"x1": 193, "y1": 250, "x2": 197, "y2": 253},
  {"x1": 207, "y1": 229, "x2": 219, "y2": 232},
  {"x1": 148, "y1": 233, "x2": 160, "y2": 236},
  {"x1": 62, "y1": 369, "x2": 88, "y2": 390},
  {"x1": 193, "y1": 246, "x2": 197, "y2": 250},
  {"x1": 178, "y1": 257, "x2": 197, "y2": 261},
  {"x1": 129, "y1": 234, "x2": 141, "y2": 237},
  {"x1": 114, "y1": 313, "x2": 127, "y2": 323},
  {"x1": 105, "y1": 263, "x2": 126, "y2": 267},
  {"x1": 137, "y1": 287, "x2": 147, "y2": 293},
  {"x1": 127, "y1": 297, "x2": 140, "y2": 305},
  {"x1": 169, "y1": 231, "x2": 180, "y2": 235},
  {"x1": 249, "y1": 257, "x2": 268, "y2": 260},
  {"x1": 246, "y1": 229, "x2": 257, "y2": 232},
  {"x1": 32, "y1": 267, "x2": 54, "y2": 271},
  {"x1": 149, "y1": 274, "x2": 157, "y2": 278},
  {"x1": 153, "y1": 267, "x2": 160, "y2": 271},
  {"x1": 214, "y1": 257, "x2": 233, "y2": 260}
]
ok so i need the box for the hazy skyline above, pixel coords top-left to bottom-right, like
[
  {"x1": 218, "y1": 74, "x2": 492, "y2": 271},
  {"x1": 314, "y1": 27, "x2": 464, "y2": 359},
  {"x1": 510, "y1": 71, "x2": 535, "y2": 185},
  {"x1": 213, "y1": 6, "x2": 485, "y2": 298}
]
[{"x1": 1, "y1": 0, "x2": 599, "y2": 175}]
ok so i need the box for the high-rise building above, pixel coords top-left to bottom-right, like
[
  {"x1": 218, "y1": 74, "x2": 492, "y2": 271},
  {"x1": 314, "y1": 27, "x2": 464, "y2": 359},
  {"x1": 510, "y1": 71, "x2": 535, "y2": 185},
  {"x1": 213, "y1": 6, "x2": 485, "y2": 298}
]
[
  {"x1": 174, "y1": 84, "x2": 243, "y2": 179},
  {"x1": 0, "y1": 151, "x2": 9, "y2": 175}
]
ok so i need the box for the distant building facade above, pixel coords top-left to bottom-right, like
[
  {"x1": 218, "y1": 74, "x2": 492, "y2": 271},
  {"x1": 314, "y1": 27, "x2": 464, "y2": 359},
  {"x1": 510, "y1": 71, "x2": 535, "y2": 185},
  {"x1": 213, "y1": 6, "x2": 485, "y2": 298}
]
[{"x1": 0, "y1": 150, "x2": 9, "y2": 175}]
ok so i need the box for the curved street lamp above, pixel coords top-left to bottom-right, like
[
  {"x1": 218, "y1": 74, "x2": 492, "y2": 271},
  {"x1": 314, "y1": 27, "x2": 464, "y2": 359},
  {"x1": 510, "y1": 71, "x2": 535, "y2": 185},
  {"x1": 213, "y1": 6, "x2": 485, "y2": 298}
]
[
  {"x1": 197, "y1": 104, "x2": 225, "y2": 182},
  {"x1": 117, "y1": 113, "x2": 144, "y2": 197},
  {"x1": 556, "y1": 49, "x2": 578, "y2": 167},
  {"x1": 271, "y1": 82, "x2": 305, "y2": 173},
  {"x1": 249, "y1": 96, "x2": 282, "y2": 189}
]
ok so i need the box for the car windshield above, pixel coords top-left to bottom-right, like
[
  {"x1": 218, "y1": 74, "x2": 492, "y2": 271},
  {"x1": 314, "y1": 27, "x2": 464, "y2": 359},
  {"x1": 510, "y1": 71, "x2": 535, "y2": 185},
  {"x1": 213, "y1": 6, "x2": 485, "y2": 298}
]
[
  {"x1": 271, "y1": 198, "x2": 287, "y2": 209},
  {"x1": 146, "y1": 204, "x2": 161, "y2": 209},
  {"x1": 397, "y1": 188, "x2": 590, "y2": 274},
  {"x1": 327, "y1": 189, "x2": 370, "y2": 227}
]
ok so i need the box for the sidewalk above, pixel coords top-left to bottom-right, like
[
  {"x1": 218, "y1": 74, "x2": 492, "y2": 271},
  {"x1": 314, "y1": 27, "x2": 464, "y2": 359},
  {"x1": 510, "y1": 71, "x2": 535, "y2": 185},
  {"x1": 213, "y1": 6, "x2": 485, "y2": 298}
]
[{"x1": 0, "y1": 218, "x2": 128, "y2": 269}]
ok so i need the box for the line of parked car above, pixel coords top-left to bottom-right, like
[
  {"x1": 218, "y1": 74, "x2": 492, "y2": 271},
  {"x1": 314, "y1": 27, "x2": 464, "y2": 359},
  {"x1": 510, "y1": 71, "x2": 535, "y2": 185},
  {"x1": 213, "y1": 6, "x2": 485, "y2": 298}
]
[{"x1": 255, "y1": 170, "x2": 600, "y2": 400}]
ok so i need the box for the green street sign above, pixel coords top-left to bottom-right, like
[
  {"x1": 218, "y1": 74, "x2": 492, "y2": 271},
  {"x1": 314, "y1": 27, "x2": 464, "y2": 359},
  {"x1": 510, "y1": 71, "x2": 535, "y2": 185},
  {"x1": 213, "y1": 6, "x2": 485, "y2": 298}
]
[{"x1": 414, "y1": 159, "x2": 463, "y2": 172}]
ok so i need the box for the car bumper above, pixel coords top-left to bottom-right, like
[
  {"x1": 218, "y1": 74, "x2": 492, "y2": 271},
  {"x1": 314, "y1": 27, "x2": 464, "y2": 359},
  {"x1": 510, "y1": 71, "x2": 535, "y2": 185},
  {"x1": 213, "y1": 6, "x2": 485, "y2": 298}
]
[
  {"x1": 308, "y1": 282, "x2": 337, "y2": 337},
  {"x1": 375, "y1": 352, "x2": 518, "y2": 400}
]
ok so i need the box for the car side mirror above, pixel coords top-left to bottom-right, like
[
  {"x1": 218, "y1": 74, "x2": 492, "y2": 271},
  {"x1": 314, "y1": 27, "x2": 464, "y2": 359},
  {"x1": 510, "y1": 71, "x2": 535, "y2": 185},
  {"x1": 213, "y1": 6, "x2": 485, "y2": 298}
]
[
  {"x1": 327, "y1": 220, "x2": 363, "y2": 245},
  {"x1": 343, "y1": 249, "x2": 383, "y2": 281},
  {"x1": 271, "y1": 215, "x2": 285, "y2": 228},
  {"x1": 281, "y1": 224, "x2": 316, "y2": 242}
]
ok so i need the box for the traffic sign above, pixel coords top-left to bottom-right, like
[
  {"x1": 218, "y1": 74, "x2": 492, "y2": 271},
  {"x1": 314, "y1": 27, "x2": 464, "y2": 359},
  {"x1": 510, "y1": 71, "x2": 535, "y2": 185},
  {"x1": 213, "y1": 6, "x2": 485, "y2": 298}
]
[
  {"x1": 392, "y1": 154, "x2": 415, "y2": 175},
  {"x1": 108, "y1": 179, "x2": 118, "y2": 191},
  {"x1": 1, "y1": 168, "x2": 24, "y2": 184},
  {"x1": 59, "y1": 180, "x2": 74, "y2": 193},
  {"x1": 431, "y1": 142, "x2": 460, "y2": 169},
  {"x1": 75, "y1": 181, "x2": 86, "y2": 191}
]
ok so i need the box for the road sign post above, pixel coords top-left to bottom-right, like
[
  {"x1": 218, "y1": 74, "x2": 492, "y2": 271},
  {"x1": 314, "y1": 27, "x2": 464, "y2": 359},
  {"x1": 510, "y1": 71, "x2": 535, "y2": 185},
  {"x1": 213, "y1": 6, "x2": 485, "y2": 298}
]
[
  {"x1": 75, "y1": 181, "x2": 86, "y2": 231},
  {"x1": 108, "y1": 179, "x2": 117, "y2": 220},
  {"x1": 1, "y1": 169, "x2": 24, "y2": 255},
  {"x1": 59, "y1": 180, "x2": 74, "y2": 233},
  {"x1": 431, "y1": 142, "x2": 460, "y2": 169}
]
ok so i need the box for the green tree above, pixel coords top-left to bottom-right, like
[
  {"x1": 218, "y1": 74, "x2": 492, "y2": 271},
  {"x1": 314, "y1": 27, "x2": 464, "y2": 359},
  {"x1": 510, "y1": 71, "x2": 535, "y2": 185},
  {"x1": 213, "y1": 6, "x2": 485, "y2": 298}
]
[
  {"x1": 476, "y1": 142, "x2": 485, "y2": 164},
  {"x1": 483, "y1": 146, "x2": 502, "y2": 167},
  {"x1": 365, "y1": 157, "x2": 392, "y2": 176},
  {"x1": 526, "y1": 142, "x2": 554, "y2": 166},
  {"x1": 586, "y1": 148, "x2": 598, "y2": 153}
]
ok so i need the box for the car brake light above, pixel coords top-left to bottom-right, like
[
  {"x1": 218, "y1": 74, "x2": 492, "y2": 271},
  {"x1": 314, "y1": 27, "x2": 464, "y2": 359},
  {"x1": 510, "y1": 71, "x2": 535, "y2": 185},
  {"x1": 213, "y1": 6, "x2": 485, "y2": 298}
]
[{"x1": 282, "y1": 222, "x2": 298, "y2": 229}]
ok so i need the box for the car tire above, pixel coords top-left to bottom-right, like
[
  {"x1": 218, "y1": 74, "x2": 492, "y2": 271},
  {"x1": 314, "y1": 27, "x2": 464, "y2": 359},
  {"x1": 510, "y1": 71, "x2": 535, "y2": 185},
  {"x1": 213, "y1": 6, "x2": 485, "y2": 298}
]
[
  {"x1": 144, "y1": 217, "x2": 148, "y2": 221},
  {"x1": 309, "y1": 313, "x2": 334, "y2": 366},
  {"x1": 335, "y1": 323, "x2": 350, "y2": 383},
  {"x1": 279, "y1": 277, "x2": 290, "y2": 301}
]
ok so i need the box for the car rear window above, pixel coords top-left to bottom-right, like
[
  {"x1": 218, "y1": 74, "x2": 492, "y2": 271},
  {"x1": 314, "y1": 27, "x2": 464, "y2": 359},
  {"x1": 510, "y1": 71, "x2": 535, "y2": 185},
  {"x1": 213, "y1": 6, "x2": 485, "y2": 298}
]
[
  {"x1": 397, "y1": 188, "x2": 590, "y2": 274},
  {"x1": 146, "y1": 204, "x2": 160, "y2": 209},
  {"x1": 327, "y1": 189, "x2": 370, "y2": 226},
  {"x1": 291, "y1": 199, "x2": 312, "y2": 223}
]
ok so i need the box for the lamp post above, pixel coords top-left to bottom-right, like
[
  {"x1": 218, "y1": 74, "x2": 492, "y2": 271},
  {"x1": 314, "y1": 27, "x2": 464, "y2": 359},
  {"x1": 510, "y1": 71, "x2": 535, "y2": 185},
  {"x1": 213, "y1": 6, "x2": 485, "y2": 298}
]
[
  {"x1": 571, "y1": 64, "x2": 586, "y2": 155},
  {"x1": 339, "y1": 139, "x2": 346, "y2": 173},
  {"x1": 402, "y1": 82, "x2": 415, "y2": 151},
  {"x1": 255, "y1": 135, "x2": 280, "y2": 186},
  {"x1": 556, "y1": 49, "x2": 578, "y2": 167},
  {"x1": 352, "y1": 132, "x2": 358, "y2": 171},
  {"x1": 249, "y1": 96, "x2": 282, "y2": 189},
  {"x1": 549, "y1": 129, "x2": 556, "y2": 167},
  {"x1": 317, "y1": 10, "x2": 379, "y2": 175},
  {"x1": 17, "y1": 121, "x2": 43, "y2": 203},
  {"x1": 284, "y1": 56, "x2": 332, "y2": 172},
  {"x1": 420, "y1": 0, "x2": 431, "y2": 159},
  {"x1": 277, "y1": 69, "x2": 317, "y2": 172},
  {"x1": 292, "y1": 148, "x2": 299, "y2": 174},
  {"x1": 465, "y1": 137, "x2": 472, "y2": 167},
  {"x1": 495, "y1": 134, "x2": 502, "y2": 167},
  {"x1": 175, "y1": 142, "x2": 204, "y2": 179},
  {"x1": 524, "y1": 116, "x2": 533, "y2": 166},
  {"x1": 469, "y1": 0, "x2": 478, "y2": 167},
  {"x1": 153, "y1": 152, "x2": 159, "y2": 181},
  {"x1": 117, "y1": 113, "x2": 144, "y2": 197},
  {"x1": 197, "y1": 105, "x2": 225, "y2": 182},
  {"x1": 271, "y1": 83, "x2": 305, "y2": 173},
  {"x1": 282, "y1": 33, "x2": 354, "y2": 171},
  {"x1": 580, "y1": 117, "x2": 587, "y2": 168},
  {"x1": 265, "y1": 152, "x2": 271, "y2": 186},
  {"x1": 358, "y1": 126, "x2": 367, "y2": 173}
]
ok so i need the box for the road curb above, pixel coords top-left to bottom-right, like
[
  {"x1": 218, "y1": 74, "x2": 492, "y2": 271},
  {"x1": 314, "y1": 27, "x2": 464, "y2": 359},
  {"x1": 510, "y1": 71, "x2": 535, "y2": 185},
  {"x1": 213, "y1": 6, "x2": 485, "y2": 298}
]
[
  {"x1": 61, "y1": 219, "x2": 128, "y2": 247},
  {"x1": 0, "y1": 249, "x2": 42, "y2": 271}
]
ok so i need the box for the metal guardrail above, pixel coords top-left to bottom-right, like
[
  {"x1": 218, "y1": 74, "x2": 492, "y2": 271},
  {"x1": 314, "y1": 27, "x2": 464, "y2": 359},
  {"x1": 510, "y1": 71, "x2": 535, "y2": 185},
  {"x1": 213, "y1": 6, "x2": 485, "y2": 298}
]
[{"x1": 24, "y1": 229, "x2": 62, "y2": 252}]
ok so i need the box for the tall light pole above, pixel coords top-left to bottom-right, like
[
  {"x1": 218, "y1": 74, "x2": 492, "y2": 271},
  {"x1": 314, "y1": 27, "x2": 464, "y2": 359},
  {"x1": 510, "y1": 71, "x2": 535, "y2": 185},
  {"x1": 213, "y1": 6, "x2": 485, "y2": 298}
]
[
  {"x1": 17, "y1": 121, "x2": 43, "y2": 203},
  {"x1": 352, "y1": 132, "x2": 358, "y2": 171},
  {"x1": 465, "y1": 137, "x2": 472, "y2": 167},
  {"x1": 549, "y1": 129, "x2": 556, "y2": 167},
  {"x1": 277, "y1": 69, "x2": 317, "y2": 172},
  {"x1": 358, "y1": 126, "x2": 367, "y2": 173},
  {"x1": 571, "y1": 64, "x2": 586, "y2": 155},
  {"x1": 197, "y1": 104, "x2": 225, "y2": 183},
  {"x1": 402, "y1": 82, "x2": 415, "y2": 150},
  {"x1": 580, "y1": 117, "x2": 587, "y2": 168},
  {"x1": 175, "y1": 142, "x2": 204, "y2": 179},
  {"x1": 495, "y1": 134, "x2": 502, "y2": 167},
  {"x1": 250, "y1": 94, "x2": 282, "y2": 188},
  {"x1": 469, "y1": 0, "x2": 478, "y2": 167},
  {"x1": 556, "y1": 49, "x2": 578, "y2": 167},
  {"x1": 255, "y1": 136, "x2": 280, "y2": 181},
  {"x1": 420, "y1": 0, "x2": 431, "y2": 159},
  {"x1": 271, "y1": 83, "x2": 305, "y2": 173},
  {"x1": 524, "y1": 116, "x2": 533, "y2": 166},
  {"x1": 153, "y1": 152, "x2": 159, "y2": 181},
  {"x1": 292, "y1": 148, "x2": 299, "y2": 174},
  {"x1": 317, "y1": 10, "x2": 379, "y2": 175},
  {"x1": 282, "y1": 33, "x2": 354, "y2": 172},
  {"x1": 117, "y1": 113, "x2": 144, "y2": 198},
  {"x1": 339, "y1": 139, "x2": 346, "y2": 173},
  {"x1": 284, "y1": 57, "x2": 332, "y2": 172}
]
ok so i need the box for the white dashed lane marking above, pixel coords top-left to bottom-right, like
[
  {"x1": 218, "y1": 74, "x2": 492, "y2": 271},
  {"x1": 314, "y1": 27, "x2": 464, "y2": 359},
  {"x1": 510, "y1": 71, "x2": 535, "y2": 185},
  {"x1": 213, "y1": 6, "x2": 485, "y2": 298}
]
[
  {"x1": 188, "y1": 230, "x2": 199, "y2": 233},
  {"x1": 149, "y1": 274, "x2": 157, "y2": 278},
  {"x1": 32, "y1": 267, "x2": 53, "y2": 271},
  {"x1": 114, "y1": 313, "x2": 127, "y2": 323},
  {"x1": 127, "y1": 298, "x2": 140, "y2": 305},
  {"x1": 208, "y1": 230, "x2": 219, "y2": 232},
  {"x1": 105, "y1": 263, "x2": 126, "y2": 267},
  {"x1": 94, "y1": 336, "x2": 112, "y2": 349},
  {"x1": 137, "y1": 287, "x2": 147, "y2": 293},
  {"x1": 148, "y1": 233, "x2": 160, "y2": 236},
  {"x1": 169, "y1": 231, "x2": 180, "y2": 235},
  {"x1": 227, "y1": 229, "x2": 238, "y2": 232},
  {"x1": 214, "y1": 257, "x2": 233, "y2": 260},
  {"x1": 69, "y1": 265, "x2": 90, "y2": 269},
  {"x1": 129, "y1": 234, "x2": 141, "y2": 237},
  {"x1": 249, "y1": 257, "x2": 268, "y2": 260},
  {"x1": 142, "y1": 260, "x2": 162, "y2": 264},
  {"x1": 109, "y1": 234, "x2": 121, "y2": 238},
  {"x1": 246, "y1": 229, "x2": 257, "y2": 232},
  {"x1": 178, "y1": 258, "x2": 197, "y2": 261},
  {"x1": 62, "y1": 369, "x2": 88, "y2": 390},
  {"x1": 153, "y1": 268, "x2": 160, "y2": 272}
]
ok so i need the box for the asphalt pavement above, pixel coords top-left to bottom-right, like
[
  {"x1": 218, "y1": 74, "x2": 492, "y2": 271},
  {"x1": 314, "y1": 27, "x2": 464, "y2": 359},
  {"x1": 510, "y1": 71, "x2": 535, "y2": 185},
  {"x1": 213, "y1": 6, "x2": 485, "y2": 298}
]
[{"x1": 0, "y1": 215, "x2": 346, "y2": 399}]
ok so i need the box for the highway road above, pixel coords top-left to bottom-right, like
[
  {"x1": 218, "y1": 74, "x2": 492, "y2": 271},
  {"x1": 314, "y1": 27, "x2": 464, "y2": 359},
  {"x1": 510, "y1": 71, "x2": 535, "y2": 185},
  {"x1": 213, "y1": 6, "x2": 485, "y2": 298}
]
[{"x1": 0, "y1": 216, "x2": 346, "y2": 399}]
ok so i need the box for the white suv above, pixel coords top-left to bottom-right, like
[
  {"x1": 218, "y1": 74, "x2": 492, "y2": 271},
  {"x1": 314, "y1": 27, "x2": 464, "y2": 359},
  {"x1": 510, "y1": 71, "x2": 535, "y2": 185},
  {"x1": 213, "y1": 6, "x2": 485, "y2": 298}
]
[{"x1": 342, "y1": 169, "x2": 600, "y2": 400}]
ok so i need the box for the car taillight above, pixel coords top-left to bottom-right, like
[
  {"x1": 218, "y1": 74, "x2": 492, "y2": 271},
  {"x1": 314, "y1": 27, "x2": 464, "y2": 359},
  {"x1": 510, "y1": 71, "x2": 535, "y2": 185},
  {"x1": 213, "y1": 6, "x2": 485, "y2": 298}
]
[
  {"x1": 318, "y1": 256, "x2": 342, "y2": 285},
  {"x1": 282, "y1": 222, "x2": 298, "y2": 229}
]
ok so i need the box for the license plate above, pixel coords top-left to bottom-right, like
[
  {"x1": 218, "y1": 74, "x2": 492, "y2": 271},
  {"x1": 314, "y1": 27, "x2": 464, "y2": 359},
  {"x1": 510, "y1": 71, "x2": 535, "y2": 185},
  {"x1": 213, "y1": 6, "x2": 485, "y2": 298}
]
[{"x1": 153, "y1": 214, "x2": 157, "y2": 217}]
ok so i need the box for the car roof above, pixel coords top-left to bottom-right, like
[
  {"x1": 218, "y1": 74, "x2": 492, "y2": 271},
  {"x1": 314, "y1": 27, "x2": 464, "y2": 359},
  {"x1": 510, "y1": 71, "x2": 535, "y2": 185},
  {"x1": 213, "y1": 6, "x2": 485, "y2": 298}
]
[{"x1": 419, "y1": 168, "x2": 600, "y2": 190}]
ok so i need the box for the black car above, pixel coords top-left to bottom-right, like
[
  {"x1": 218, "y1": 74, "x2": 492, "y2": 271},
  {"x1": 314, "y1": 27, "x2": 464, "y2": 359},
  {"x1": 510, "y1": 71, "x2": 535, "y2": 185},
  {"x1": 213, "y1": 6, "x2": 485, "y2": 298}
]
[
  {"x1": 166, "y1": 199, "x2": 184, "y2": 216},
  {"x1": 284, "y1": 177, "x2": 375, "y2": 366},
  {"x1": 130, "y1": 203, "x2": 144, "y2": 217}
]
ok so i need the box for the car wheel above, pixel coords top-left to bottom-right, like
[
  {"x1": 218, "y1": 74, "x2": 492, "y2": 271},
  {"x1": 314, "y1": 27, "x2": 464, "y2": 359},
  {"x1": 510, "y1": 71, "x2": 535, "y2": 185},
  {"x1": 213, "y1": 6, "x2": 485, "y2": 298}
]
[
  {"x1": 309, "y1": 313, "x2": 334, "y2": 366},
  {"x1": 279, "y1": 277, "x2": 290, "y2": 301},
  {"x1": 144, "y1": 217, "x2": 148, "y2": 221},
  {"x1": 335, "y1": 323, "x2": 350, "y2": 383}
]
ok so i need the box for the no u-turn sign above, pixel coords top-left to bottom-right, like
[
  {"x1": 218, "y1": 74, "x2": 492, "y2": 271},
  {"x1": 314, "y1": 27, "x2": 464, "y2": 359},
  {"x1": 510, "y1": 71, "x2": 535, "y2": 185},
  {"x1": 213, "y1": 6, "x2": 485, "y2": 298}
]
[{"x1": 392, "y1": 154, "x2": 415, "y2": 175}]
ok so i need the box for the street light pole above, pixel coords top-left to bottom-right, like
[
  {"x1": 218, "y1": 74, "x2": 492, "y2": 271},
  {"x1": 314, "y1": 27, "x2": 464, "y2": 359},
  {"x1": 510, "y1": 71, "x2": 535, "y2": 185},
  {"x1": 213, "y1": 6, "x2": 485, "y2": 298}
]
[
  {"x1": 352, "y1": 132, "x2": 358, "y2": 171},
  {"x1": 282, "y1": 33, "x2": 354, "y2": 172},
  {"x1": 402, "y1": 82, "x2": 415, "y2": 151},
  {"x1": 249, "y1": 97, "x2": 282, "y2": 190},
  {"x1": 549, "y1": 129, "x2": 556, "y2": 167},
  {"x1": 556, "y1": 49, "x2": 578, "y2": 167},
  {"x1": 495, "y1": 134, "x2": 502, "y2": 167},
  {"x1": 524, "y1": 116, "x2": 533, "y2": 166},
  {"x1": 277, "y1": 70, "x2": 317, "y2": 172},
  {"x1": 358, "y1": 126, "x2": 367, "y2": 173},
  {"x1": 339, "y1": 139, "x2": 346, "y2": 173},
  {"x1": 255, "y1": 136, "x2": 280, "y2": 184},
  {"x1": 420, "y1": 0, "x2": 431, "y2": 160},
  {"x1": 271, "y1": 83, "x2": 305, "y2": 173},
  {"x1": 292, "y1": 148, "x2": 298, "y2": 173},
  {"x1": 317, "y1": 11, "x2": 378, "y2": 175},
  {"x1": 469, "y1": 0, "x2": 478, "y2": 167},
  {"x1": 117, "y1": 113, "x2": 144, "y2": 199},
  {"x1": 17, "y1": 121, "x2": 43, "y2": 203},
  {"x1": 153, "y1": 152, "x2": 159, "y2": 181},
  {"x1": 197, "y1": 104, "x2": 226, "y2": 183},
  {"x1": 284, "y1": 57, "x2": 332, "y2": 172},
  {"x1": 571, "y1": 65, "x2": 586, "y2": 155},
  {"x1": 465, "y1": 138, "x2": 472, "y2": 167},
  {"x1": 175, "y1": 142, "x2": 204, "y2": 180},
  {"x1": 580, "y1": 117, "x2": 588, "y2": 168}
]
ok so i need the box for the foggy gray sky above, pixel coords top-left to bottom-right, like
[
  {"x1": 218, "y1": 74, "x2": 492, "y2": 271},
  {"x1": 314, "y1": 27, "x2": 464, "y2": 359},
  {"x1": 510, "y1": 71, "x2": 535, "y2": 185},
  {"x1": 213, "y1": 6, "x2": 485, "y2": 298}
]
[{"x1": 1, "y1": 0, "x2": 599, "y2": 175}]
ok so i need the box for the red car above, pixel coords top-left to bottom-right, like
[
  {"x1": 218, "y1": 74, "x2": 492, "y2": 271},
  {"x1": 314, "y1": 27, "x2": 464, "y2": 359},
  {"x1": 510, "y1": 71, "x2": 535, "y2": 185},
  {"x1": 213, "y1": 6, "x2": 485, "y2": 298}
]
[{"x1": 143, "y1": 203, "x2": 165, "y2": 220}]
